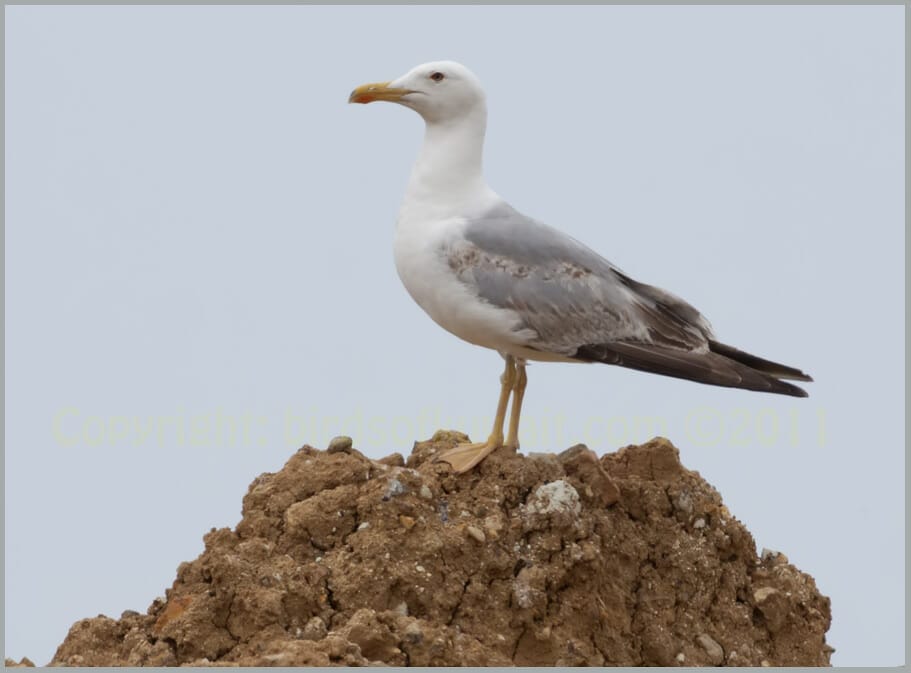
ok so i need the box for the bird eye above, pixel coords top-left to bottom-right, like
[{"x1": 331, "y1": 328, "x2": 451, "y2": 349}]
[{"x1": 430, "y1": 72, "x2": 445, "y2": 82}]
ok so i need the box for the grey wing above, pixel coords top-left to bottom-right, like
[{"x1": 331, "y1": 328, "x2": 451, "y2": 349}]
[
  {"x1": 445, "y1": 202, "x2": 811, "y2": 397},
  {"x1": 447, "y1": 202, "x2": 714, "y2": 356}
]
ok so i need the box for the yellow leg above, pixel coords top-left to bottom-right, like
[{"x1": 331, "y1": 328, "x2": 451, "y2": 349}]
[
  {"x1": 435, "y1": 356, "x2": 516, "y2": 473},
  {"x1": 504, "y1": 362, "x2": 527, "y2": 450}
]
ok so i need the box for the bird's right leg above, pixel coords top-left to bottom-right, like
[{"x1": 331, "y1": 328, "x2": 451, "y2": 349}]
[{"x1": 435, "y1": 355, "x2": 515, "y2": 473}]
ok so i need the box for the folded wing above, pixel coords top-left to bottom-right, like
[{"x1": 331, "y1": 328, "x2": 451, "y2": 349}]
[{"x1": 447, "y1": 202, "x2": 811, "y2": 397}]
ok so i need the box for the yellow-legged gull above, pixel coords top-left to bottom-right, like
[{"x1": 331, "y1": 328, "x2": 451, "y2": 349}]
[{"x1": 349, "y1": 61, "x2": 812, "y2": 473}]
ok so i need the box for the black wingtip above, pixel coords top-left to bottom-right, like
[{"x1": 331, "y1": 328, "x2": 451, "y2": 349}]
[
  {"x1": 708, "y1": 340, "x2": 813, "y2": 383},
  {"x1": 781, "y1": 370, "x2": 814, "y2": 383},
  {"x1": 574, "y1": 341, "x2": 812, "y2": 398},
  {"x1": 780, "y1": 381, "x2": 810, "y2": 398}
]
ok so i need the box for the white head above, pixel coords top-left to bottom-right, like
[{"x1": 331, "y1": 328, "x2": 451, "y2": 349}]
[{"x1": 349, "y1": 60, "x2": 486, "y2": 125}]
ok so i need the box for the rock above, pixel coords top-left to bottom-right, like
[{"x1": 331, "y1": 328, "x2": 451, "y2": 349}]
[
  {"x1": 525, "y1": 480, "x2": 581, "y2": 516},
  {"x1": 673, "y1": 490, "x2": 693, "y2": 515},
  {"x1": 378, "y1": 452, "x2": 405, "y2": 467},
  {"x1": 761, "y1": 547, "x2": 789, "y2": 564},
  {"x1": 46, "y1": 434, "x2": 832, "y2": 667},
  {"x1": 602, "y1": 436, "x2": 684, "y2": 482},
  {"x1": 513, "y1": 565, "x2": 548, "y2": 611},
  {"x1": 382, "y1": 477, "x2": 406, "y2": 500},
  {"x1": 327, "y1": 436, "x2": 353, "y2": 453},
  {"x1": 301, "y1": 617, "x2": 327, "y2": 641},
  {"x1": 558, "y1": 444, "x2": 620, "y2": 507},
  {"x1": 465, "y1": 525, "x2": 486, "y2": 544},
  {"x1": 696, "y1": 633, "x2": 725, "y2": 665},
  {"x1": 341, "y1": 609, "x2": 402, "y2": 663},
  {"x1": 754, "y1": 586, "x2": 779, "y2": 603}
]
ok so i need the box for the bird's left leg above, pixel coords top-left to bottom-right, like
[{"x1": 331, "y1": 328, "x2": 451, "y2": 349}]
[
  {"x1": 435, "y1": 355, "x2": 515, "y2": 473},
  {"x1": 504, "y1": 360, "x2": 527, "y2": 450}
]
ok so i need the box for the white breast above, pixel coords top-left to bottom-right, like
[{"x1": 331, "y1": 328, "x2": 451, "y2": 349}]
[{"x1": 393, "y1": 213, "x2": 532, "y2": 354}]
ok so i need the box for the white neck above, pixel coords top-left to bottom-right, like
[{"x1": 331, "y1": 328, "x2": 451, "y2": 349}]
[{"x1": 403, "y1": 105, "x2": 491, "y2": 216}]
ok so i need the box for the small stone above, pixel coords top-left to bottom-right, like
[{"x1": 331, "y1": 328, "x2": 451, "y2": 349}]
[
  {"x1": 526, "y1": 480, "x2": 582, "y2": 516},
  {"x1": 393, "y1": 601, "x2": 409, "y2": 616},
  {"x1": 415, "y1": 564, "x2": 426, "y2": 573},
  {"x1": 419, "y1": 484, "x2": 433, "y2": 499},
  {"x1": 399, "y1": 515, "x2": 416, "y2": 530},
  {"x1": 753, "y1": 586, "x2": 779, "y2": 603},
  {"x1": 673, "y1": 491, "x2": 693, "y2": 514},
  {"x1": 466, "y1": 525, "x2": 486, "y2": 543},
  {"x1": 431, "y1": 429, "x2": 470, "y2": 443},
  {"x1": 675, "y1": 653, "x2": 685, "y2": 663},
  {"x1": 761, "y1": 660, "x2": 771, "y2": 667},
  {"x1": 696, "y1": 634, "x2": 724, "y2": 665},
  {"x1": 513, "y1": 566, "x2": 547, "y2": 610},
  {"x1": 120, "y1": 609, "x2": 140, "y2": 619},
  {"x1": 327, "y1": 435, "x2": 353, "y2": 453},
  {"x1": 761, "y1": 548, "x2": 789, "y2": 564},
  {"x1": 483, "y1": 515, "x2": 503, "y2": 540},
  {"x1": 357, "y1": 522, "x2": 370, "y2": 531},
  {"x1": 301, "y1": 616, "x2": 327, "y2": 641},
  {"x1": 378, "y1": 452, "x2": 405, "y2": 467},
  {"x1": 383, "y1": 478, "x2": 406, "y2": 500},
  {"x1": 693, "y1": 518, "x2": 706, "y2": 529},
  {"x1": 558, "y1": 445, "x2": 620, "y2": 507}
]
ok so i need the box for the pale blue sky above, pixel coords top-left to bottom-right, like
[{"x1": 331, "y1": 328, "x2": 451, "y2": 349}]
[{"x1": 5, "y1": 5, "x2": 904, "y2": 666}]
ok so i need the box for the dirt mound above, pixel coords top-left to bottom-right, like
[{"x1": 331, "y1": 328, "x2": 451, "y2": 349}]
[{"x1": 49, "y1": 433, "x2": 832, "y2": 666}]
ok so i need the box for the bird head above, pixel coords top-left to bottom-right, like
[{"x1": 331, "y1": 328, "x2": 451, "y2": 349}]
[{"x1": 348, "y1": 61, "x2": 486, "y2": 124}]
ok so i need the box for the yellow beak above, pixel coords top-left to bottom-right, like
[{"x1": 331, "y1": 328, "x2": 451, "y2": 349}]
[{"x1": 348, "y1": 81, "x2": 412, "y2": 104}]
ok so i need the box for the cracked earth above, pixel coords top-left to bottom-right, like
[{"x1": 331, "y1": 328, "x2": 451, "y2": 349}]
[{"x1": 46, "y1": 433, "x2": 832, "y2": 666}]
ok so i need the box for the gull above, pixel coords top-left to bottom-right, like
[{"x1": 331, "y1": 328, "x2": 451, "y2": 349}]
[{"x1": 349, "y1": 61, "x2": 812, "y2": 473}]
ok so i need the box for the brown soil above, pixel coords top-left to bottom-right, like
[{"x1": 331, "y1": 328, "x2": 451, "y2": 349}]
[{"x1": 48, "y1": 433, "x2": 832, "y2": 666}]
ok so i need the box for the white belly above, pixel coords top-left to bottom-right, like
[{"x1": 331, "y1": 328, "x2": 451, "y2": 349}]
[{"x1": 393, "y1": 217, "x2": 532, "y2": 354}]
